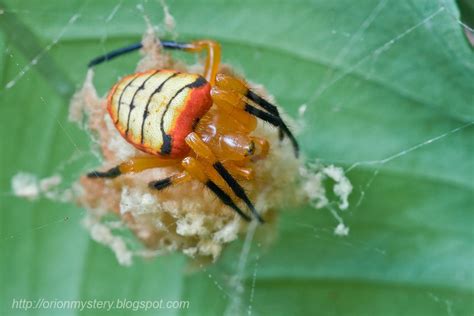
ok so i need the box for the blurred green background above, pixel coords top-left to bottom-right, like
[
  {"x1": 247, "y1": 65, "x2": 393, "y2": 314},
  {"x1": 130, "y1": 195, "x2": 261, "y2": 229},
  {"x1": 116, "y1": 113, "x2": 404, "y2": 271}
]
[{"x1": 0, "y1": 0, "x2": 473, "y2": 315}]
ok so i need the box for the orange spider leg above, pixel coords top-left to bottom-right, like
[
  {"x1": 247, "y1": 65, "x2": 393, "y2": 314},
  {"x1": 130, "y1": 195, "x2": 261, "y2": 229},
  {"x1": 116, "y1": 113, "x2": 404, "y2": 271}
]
[
  {"x1": 207, "y1": 106, "x2": 258, "y2": 134},
  {"x1": 215, "y1": 73, "x2": 248, "y2": 94},
  {"x1": 148, "y1": 171, "x2": 192, "y2": 190},
  {"x1": 211, "y1": 86, "x2": 247, "y2": 111},
  {"x1": 181, "y1": 157, "x2": 251, "y2": 221},
  {"x1": 87, "y1": 39, "x2": 221, "y2": 84},
  {"x1": 211, "y1": 136, "x2": 267, "y2": 180},
  {"x1": 185, "y1": 132, "x2": 263, "y2": 223},
  {"x1": 213, "y1": 74, "x2": 299, "y2": 156},
  {"x1": 143, "y1": 156, "x2": 251, "y2": 221},
  {"x1": 87, "y1": 156, "x2": 180, "y2": 178},
  {"x1": 222, "y1": 161, "x2": 254, "y2": 181},
  {"x1": 182, "y1": 157, "x2": 237, "y2": 194},
  {"x1": 184, "y1": 40, "x2": 221, "y2": 85}
]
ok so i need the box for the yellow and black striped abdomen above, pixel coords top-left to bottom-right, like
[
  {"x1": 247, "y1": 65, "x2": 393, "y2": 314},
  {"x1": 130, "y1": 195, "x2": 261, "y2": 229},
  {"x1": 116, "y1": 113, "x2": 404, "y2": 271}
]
[{"x1": 107, "y1": 69, "x2": 212, "y2": 158}]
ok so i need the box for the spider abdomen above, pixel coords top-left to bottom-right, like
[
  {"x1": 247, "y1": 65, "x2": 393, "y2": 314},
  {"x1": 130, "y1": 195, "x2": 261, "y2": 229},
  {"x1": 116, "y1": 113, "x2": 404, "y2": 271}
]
[{"x1": 107, "y1": 69, "x2": 212, "y2": 158}]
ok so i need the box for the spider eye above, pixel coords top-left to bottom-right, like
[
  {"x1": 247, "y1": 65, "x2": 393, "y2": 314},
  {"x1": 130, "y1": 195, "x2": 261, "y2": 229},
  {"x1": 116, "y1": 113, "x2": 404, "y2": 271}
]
[{"x1": 246, "y1": 141, "x2": 256, "y2": 156}]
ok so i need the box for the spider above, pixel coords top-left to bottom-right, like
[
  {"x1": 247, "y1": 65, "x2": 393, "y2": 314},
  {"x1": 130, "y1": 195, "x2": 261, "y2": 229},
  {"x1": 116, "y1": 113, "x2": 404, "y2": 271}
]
[{"x1": 86, "y1": 39, "x2": 299, "y2": 223}]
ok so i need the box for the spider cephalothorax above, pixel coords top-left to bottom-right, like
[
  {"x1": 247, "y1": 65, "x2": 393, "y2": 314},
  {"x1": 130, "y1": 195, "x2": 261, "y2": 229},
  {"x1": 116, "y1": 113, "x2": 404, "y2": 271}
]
[{"x1": 87, "y1": 40, "x2": 299, "y2": 223}]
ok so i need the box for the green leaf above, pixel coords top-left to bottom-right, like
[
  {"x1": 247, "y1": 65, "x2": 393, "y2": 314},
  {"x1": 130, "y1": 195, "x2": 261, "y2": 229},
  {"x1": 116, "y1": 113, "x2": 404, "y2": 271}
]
[
  {"x1": 0, "y1": 0, "x2": 472, "y2": 315},
  {"x1": 456, "y1": 0, "x2": 474, "y2": 29}
]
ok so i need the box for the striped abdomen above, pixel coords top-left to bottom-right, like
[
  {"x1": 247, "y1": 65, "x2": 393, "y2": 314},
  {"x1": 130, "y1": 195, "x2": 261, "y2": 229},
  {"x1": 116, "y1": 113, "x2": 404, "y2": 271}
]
[{"x1": 107, "y1": 69, "x2": 212, "y2": 158}]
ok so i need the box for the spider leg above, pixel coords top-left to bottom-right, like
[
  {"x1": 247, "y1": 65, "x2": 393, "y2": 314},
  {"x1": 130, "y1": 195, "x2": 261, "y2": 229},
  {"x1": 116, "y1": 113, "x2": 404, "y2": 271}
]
[
  {"x1": 245, "y1": 104, "x2": 299, "y2": 157},
  {"x1": 213, "y1": 160, "x2": 264, "y2": 223},
  {"x1": 205, "y1": 180, "x2": 251, "y2": 222},
  {"x1": 88, "y1": 42, "x2": 142, "y2": 68},
  {"x1": 148, "y1": 171, "x2": 191, "y2": 190},
  {"x1": 215, "y1": 73, "x2": 286, "y2": 140},
  {"x1": 181, "y1": 40, "x2": 221, "y2": 84},
  {"x1": 246, "y1": 90, "x2": 285, "y2": 140},
  {"x1": 222, "y1": 161, "x2": 255, "y2": 180},
  {"x1": 185, "y1": 132, "x2": 264, "y2": 223},
  {"x1": 140, "y1": 155, "x2": 252, "y2": 222},
  {"x1": 211, "y1": 85, "x2": 299, "y2": 157},
  {"x1": 87, "y1": 39, "x2": 221, "y2": 83},
  {"x1": 87, "y1": 156, "x2": 179, "y2": 179},
  {"x1": 88, "y1": 41, "x2": 193, "y2": 67},
  {"x1": 181, "y1": 156, "x2": 251, "y2": 222}
]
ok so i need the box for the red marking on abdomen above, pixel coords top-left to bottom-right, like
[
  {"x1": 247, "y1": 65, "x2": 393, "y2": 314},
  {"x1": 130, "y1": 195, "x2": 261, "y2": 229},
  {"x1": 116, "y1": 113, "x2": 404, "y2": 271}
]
[{"x1": 169, "y1": 83, "x2": 213, "y2": 157}]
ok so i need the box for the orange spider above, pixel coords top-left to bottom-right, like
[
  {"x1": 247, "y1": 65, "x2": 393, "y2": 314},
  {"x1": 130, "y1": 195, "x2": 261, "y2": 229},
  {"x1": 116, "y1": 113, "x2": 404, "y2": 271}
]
[{"x1": 86, "y1": 39, "x2": 299, "y2": 223}]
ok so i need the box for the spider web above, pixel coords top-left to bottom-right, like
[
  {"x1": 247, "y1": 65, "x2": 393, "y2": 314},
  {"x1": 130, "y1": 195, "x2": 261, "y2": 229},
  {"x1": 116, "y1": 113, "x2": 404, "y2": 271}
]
[{"x1": 1, "y1": 0, "x2": 472, "y2": 315}]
